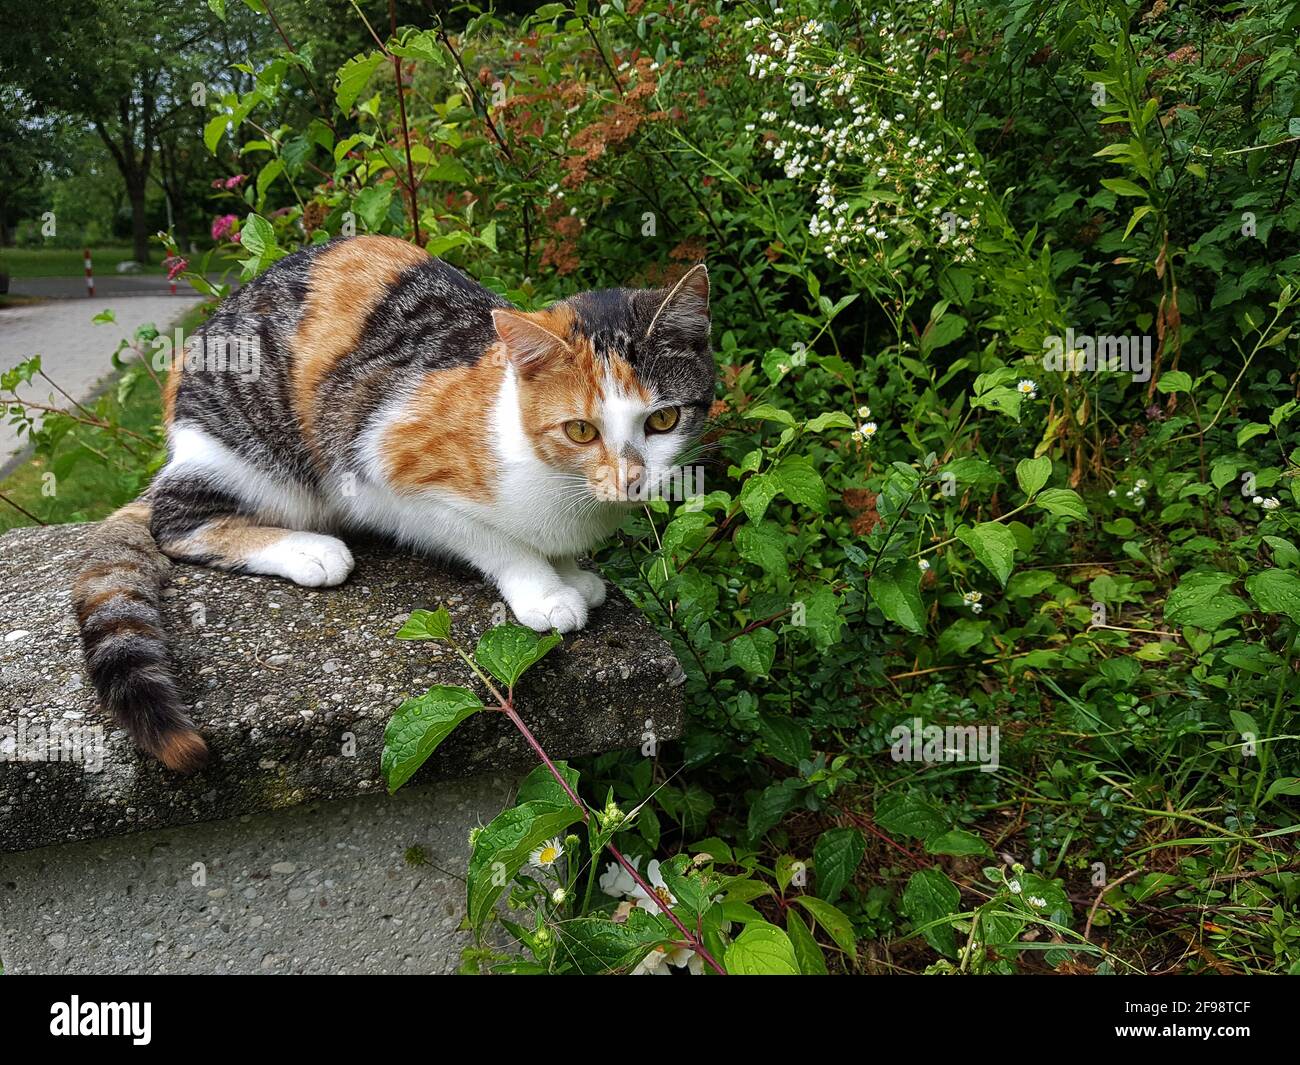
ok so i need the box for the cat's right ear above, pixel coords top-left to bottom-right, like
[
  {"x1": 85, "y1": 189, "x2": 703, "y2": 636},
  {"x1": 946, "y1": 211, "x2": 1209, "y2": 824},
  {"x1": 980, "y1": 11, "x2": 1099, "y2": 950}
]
[{"x1": 492, "y1": 309, "x2": 571, "y2": 374}]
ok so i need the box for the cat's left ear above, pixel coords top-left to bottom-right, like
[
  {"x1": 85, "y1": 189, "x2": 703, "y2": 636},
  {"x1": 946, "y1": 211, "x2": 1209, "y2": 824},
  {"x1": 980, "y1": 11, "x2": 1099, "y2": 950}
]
[
  {"x1": 645, "y1": 264, "x2": 710, "y2": 343},
  {"x1": 492, "y1": 308, "x2": 572, "y2": 374}
]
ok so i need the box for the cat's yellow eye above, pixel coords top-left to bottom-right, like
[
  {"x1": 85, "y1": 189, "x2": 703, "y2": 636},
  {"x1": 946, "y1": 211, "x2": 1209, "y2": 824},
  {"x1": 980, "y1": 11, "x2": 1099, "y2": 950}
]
[
  {"x1": 564, "y1": 419, "x2": 599, "y2": 444},
  {"x1": 646, "y1": 407, "x2": 680, "y2": 433}
]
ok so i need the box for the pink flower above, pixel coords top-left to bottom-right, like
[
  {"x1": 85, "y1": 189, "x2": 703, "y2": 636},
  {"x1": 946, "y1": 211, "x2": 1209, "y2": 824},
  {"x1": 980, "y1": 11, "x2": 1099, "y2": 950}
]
[
  {"x1": 211, "y1": 214, "x2": 238, "y2": 242},
  {"x1": 164, "y1": 256, "x2": 188, "y2": 281},
  {"x1": 224, "y1": 174, "x2": 248, "y2": 190}
]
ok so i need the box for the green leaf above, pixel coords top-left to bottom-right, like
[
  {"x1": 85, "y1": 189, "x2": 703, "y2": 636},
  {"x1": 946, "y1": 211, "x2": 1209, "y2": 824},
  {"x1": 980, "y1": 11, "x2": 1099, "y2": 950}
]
[
  {"x1": 874, "y1": 791, "x2": 947, "y2": 840},
  {"x1": 354, "y1": 184, "x2": 394, "y2": 232},
  {"x1": 515, "y1": 760, "x2": 579, "y2": 806},
  {"x1": 730, "y1": 628, "x2": 778, "y2": 676},
  {"x1": 335, "y1": 52, "x2": 384, "y2": 112},
  {"x1": 467, "y1": 800, "x2": 584, "y2": 932},
  {"x1": 921, "y1": 313, "x2": 967, "y2": 355},
  {"x1": 474, "y1": 623, "x2": 563, "y2": 689},
  {"x1": 1100, "y1": 177, "x2": 1148, "y2": 198},
  {"x1": 1263, "y1": 777, "x2": 1300, "y2": 804},
  {"x1": 1034, "y1": 488, "x2": 1088, "y2": 522},
  {"x1": 901, "y1": 868, "x2": 961, "y2": 957},
  {"x1": 735, "y1": 520, "x2": 789, "y2": 579},
  {"x1": 770, "y1": 455, "x2": 828, "y2": 513},
  {"x1": 395, "y1": 606, "x2": 451, "y2": 641},
  {"x1": 1246, "y1": 568, "x2": 1300, "y2": 623},
  {"x1": 380, "y1": 685, "x2": 484, "y2": 793},
  {"x1": 956, "y1": 522, "x2": 1017, "y2": 586},
  {"x1": 203, "y1": 113, "x2": 230, "y2": 154},
  {"x1": 805, "y1": 411, "x2": 855, "y2": 433},
  {"x1": 1237, "y1": 422, "x2": 1271, "y2": 447},
  {"x1": 1156, "y1": 371, "x2": 1193, "y2": 394},
  {"x1": 924, "y1": 829, "x2": 992, "y2": 857},
  {"x1": 785, "y1": 910, "x2": 829, "y2": 975},
  {"x1": 744, "y1": 402, "x2": 796, "y2": 426},
  {"x1": 813, "y1": 827, "x2": 865, "y2": 903},
  {"x1": 757, "y1": 715, "x2": 812, "y2": 767},
  {"x1": 868, "y1": 557, "x2": 927, "y2": 634},
  {"x1": 937, "y1": 618, "x2": 986, "y2": 658},
  {"x1": 557, "y1": 909, "x2": 674, "y2": 974},
  {"x1": 793, "y1": 896, "x2": 857, "y2": 959},
  {"x1": 1163, "y1": 571, "x2": 1250, "y2": 630},
  {"x1": 738, "y1": 472, "x2": 779, "y2": 522},
  {"x1": 1015, "y1": 456, "x2": 1052, "y2": 498},
  {"x1": 723, "y1": 922, "x2": 799, "y2": 975}
]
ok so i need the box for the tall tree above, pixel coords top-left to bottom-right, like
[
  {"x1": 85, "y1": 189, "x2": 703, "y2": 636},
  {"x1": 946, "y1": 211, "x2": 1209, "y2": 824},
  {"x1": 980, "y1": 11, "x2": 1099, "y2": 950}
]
[{"x1": 0, "y1": 1, "x2": 244, "y2": 261}]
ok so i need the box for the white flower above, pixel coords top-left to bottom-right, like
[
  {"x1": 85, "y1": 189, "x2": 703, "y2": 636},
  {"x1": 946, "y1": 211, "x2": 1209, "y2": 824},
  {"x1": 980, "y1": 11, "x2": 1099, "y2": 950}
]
[
  {"x1": 551, "y1": 887, "x2": 567, "y2": 905},
  {"x1": 1028, "y1": 895, "x2": 1047, "y2": 909},
  {"x1": 971, "y1": 602, "x2": 983, "y2": 614},
  {"x1": 529, "y1": 837, "x2": 564, "y2": 870},
  {"x1": 1253, "y1": 495, "x2": 1264, "y2": 505},
  {"x1": 918, "y1": 559, "x2": 931, "y2": 571},
  {"x1": 1133, "y1": 497, "x2": 1145, "y2": 509},
  {"x1": 857, "y1": 404, "x2": 872, "y2": 418},
  {"x1": 630, "y1": 949, "x2": 672, "y2": 975},
  {"x1": 1017, "y1": 379, "x2": 1038, "y2": 398},
  {"x1": 599, "y1": 856, "x2": 641, "y2": 898},
  {"x1": 856, "y1": 421, "x2": 878, "y2": 442},
  {"x1": 1135, "y1": 479, "x2": 1149, "y2": 490},
  {"x1": 1008, "y1": 879, "x2": 1022, "y2": 894},
  {"x1": 1261, "y1": 497, "x2": 1282, "y2": 510},
  {"x1": 1108, "y1": 489, "x2": 1117, "y2": 497},
  {"x1": 962, "y1": 591, "x2": 983, "y2": 607},
  {"x1": 630, "y1": 943, "x2": 704, "y2": 976},
  {"x1": 628, "y1": 859, "x2": 677, "y2": 913}
]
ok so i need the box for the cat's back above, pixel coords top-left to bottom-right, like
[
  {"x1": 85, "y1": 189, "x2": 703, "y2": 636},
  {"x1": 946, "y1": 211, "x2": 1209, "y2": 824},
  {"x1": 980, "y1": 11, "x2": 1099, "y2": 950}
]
[{"x1": 170, "y1": 236, "x2": 507, "y2": 484}]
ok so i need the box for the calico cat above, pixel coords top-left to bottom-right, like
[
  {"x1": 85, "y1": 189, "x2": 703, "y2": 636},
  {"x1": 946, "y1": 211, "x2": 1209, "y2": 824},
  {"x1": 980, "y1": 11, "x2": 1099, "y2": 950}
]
[{"x1": 72, "y1": 235, "x2": 714, "y2": 773}]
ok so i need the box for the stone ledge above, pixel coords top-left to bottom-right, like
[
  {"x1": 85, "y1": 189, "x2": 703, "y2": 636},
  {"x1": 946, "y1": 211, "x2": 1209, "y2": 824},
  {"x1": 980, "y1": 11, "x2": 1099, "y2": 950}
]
[{"x1": 0, "y1": 523, "x2": 683, "y2": 854}]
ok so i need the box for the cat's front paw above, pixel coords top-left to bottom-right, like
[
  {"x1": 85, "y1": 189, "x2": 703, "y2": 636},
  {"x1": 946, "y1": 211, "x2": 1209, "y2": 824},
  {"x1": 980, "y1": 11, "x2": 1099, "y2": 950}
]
[
  {"x1": 565, "y1": 568, "x2": 607, "y2": 608},
  {"x1": 509, "y1": 586, "x2": 588, "y2": 634}
]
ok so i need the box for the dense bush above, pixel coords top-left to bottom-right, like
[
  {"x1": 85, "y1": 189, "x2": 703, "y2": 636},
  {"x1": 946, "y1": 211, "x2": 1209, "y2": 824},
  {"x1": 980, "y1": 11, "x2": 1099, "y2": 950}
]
[{"x1": 7, "y1": 0, "x2": 1300, "y2": 974}]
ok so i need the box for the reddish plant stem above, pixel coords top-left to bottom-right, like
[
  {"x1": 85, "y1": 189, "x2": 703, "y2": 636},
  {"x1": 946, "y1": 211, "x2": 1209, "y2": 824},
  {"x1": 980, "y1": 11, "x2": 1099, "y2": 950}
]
[
  {"x1": 499, "y1": 699, "x2": 727, "y2": 975},
  {"x1": 389, "y1": 0, "x2": 422, "y2": 244}
]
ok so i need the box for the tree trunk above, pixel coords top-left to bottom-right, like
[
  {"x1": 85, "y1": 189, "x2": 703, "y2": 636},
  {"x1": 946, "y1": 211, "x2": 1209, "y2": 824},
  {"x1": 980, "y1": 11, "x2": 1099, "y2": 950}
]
[{"x1": 127, "y1": 180, "x2": 150, "y2": 263}]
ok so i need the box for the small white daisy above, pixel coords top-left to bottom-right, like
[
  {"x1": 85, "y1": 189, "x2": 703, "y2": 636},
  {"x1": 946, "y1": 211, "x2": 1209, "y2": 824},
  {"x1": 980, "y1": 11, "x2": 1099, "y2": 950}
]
[
  {"x1": 857, "y1": 404, "x2": 872, "y2": 418},
  {"x1": 528, "y1": 837, "x2": 564, "y2": 870},
  {"x1": 1262, "y1": 497, "x2": 1282, "y2": 510},
  {"x1": 1017, "y1": 379, "x2": 1038, "y2": 398}
]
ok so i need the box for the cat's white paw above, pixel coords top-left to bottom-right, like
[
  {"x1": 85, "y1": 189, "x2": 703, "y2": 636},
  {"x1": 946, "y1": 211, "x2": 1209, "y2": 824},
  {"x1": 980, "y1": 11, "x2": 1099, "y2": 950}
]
[
  {"x1": 510, "y1": 586, "x2": 588, "y2": 634},
  {"x1": 246, "y1": 532, "x2": 354, "y2": 587},
  {"x1": 565, "y1": 568, "x2": 607, "y2": 608}
]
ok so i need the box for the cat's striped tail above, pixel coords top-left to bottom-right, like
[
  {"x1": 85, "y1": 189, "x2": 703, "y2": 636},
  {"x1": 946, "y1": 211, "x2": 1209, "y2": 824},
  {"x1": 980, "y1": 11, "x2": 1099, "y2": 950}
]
[{"x1": 71, "y1": 501, "x2": 209, "y2": 774}]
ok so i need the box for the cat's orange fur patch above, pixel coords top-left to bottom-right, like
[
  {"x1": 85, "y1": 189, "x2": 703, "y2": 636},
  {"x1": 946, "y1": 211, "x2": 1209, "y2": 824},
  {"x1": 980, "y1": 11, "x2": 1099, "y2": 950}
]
[
  {"x1": 160, "y1": 515, "x2": 303, "y2": 568},
  {"x1": 384, "y1": 353, "x2": 507, "y2": 498},
  {"x1": 163, "y1": 357, "x2": 183, "y2": 425},
  {"x1": 292, "y1": 235, "x2": 427, "y2": 444}
]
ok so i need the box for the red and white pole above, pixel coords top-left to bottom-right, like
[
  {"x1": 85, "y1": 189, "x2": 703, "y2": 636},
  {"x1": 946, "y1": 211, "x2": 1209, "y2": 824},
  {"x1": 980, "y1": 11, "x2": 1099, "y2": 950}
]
[{"x1": 83, "y1": 249, "x2": 94, "y2": 297}]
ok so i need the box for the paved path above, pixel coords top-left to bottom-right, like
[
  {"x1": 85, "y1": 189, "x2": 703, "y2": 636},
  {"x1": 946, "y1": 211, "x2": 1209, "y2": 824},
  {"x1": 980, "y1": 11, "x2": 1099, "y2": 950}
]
[
  {"x1": 10, "y1": 275, "x2": 208, "y2": 299},
  {"x1": 0, "y1": 295, "x2": 201, "y2": 472}
]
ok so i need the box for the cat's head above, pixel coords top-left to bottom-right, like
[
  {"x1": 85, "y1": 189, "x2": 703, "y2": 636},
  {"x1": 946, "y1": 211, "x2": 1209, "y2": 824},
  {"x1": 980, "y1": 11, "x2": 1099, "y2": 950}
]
[{"x1": 492, "y1": 265, "x2": 715, "y2": 503}]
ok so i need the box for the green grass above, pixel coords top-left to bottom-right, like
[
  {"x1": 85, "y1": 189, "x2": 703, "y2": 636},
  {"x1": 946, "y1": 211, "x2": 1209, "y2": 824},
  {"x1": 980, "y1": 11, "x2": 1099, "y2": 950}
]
[
  {"x1": 0, "y1": 245, "x2": 167, "y2": 277},
  {"x1": 0, "y1": 303, "x2": 209, "y2": 532}
]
